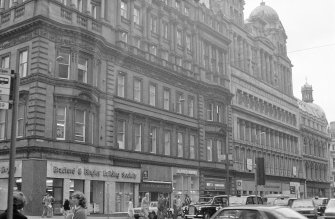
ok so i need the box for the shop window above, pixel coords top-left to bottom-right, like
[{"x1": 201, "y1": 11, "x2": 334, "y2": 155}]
[
  {"x1": 177, "y1": 132, "x2": 184, "y2": 157},
  {"x1": 56, "y1": 106, "x2": 66, "y2": 140},
  {"x1": 18, "y1": 49, "x2": 28, "y2": 78},
  {"x1": 163, "y1": 89, "x2": 170, "y2": 110},
  {"x1": 190, "y1": 135, "x2": 195, "y2": 159},
  {"x1": 90, "y1": 181, "x2": 104, "y2": 214},
  {"x1": 1, "y1": 55, "x2": 10, "y2": 69},
  {"x1": 149, "y1": 84, "x2": 157, "y2": 106},
  {"x1": 117, "y1": 73, "x2": 126, "y2": 98},
  {"x1": 69, "y1": 179, "x2": 84, "y2": 196},
  {"x1": 117, "y1": 119, "x2": 126, "y2": 149},
  {"x1": 164, "y1": 130, "x2": 171, "y2": 156},
  {"x1": 150, "y1": 127, "x2": 157, "y2": 153},
  {"x1": 46, "y1": 178, "x2": 63, "y2": 214},
  {"x1": 0, "y1": 110, "x2": 6, "y2": 140},
  {"x1": 75, "y1": 109, "x2": 86, "y2": 142},
  {"x1": 57, "y1": 51, "x2": 70, "y2": 79},
  {"x1": 133, "y1": 78, "x2": 142, "y2": 102},
  {"x1": 115, "y1": 182, "x2": 134, "y2": 212},
  {"x1": 134, "y1": 123, "x2": 142, "y2": 151},
  {"x1": 0, "y1": 178, "x2": 22, "y2": 209},
  {"x1": 78, "y1": 56, "x2": 88, "y2": 83}
]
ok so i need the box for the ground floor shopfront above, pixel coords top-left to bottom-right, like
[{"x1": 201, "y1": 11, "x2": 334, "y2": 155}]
[
  {"x1": 306, "y1": 181, "x2": 330, "y2": 198},
  {"x1": 0, "y1": 159, "x2": 141, "y2": 216},
  {"x1": 234, "y1": 176, "x2": 303, "y2": 198}
]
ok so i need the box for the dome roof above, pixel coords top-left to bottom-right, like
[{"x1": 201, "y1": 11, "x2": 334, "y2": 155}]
[
  {"x1": 249, "y1": 2, "x2": 280, "y2": 23},
  {"x1": 298, "y1": 100, "x2": 327, "y2": 121}
]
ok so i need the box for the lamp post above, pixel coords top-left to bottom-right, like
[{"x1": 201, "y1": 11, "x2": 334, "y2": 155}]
[{"x1": 255, "y1": 132, "x2": 266, "y2": 202}]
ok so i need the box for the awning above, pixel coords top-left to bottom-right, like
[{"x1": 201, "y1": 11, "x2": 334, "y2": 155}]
[{"x1": 139, "y1": 181, "x2": 172, "y2": 193}]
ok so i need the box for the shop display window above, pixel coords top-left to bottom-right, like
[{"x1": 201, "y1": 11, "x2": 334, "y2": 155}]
[
  {"x1": 69, "y1": 179, "x2": 84, "y2": 196},
  {"x1": 90, "y1": 180, "x2": 104, "y2": 214},
  {"x1": 46, "y1": 178, "x2": 63, "y2": 214},
  {"x1": 0, "y1": 178, "x2": 22, "y2": 211},
  {"x1": 116, "y1": 182, "x2": 134, "y2": 212}
]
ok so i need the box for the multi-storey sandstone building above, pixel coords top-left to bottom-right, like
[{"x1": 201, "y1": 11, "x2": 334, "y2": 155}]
[
  {"x1": 0, "y1": 0, "x2": 233, "y2": 215},
  {"x1": 298, "y1": 83, "x2": 330, "y2": 197},
  {"x1": 0, "y1": 0, "x2": 331, "y2": 216},
  {"x1": 212, "y1": 0, "x2": 303, "y2": 196}
]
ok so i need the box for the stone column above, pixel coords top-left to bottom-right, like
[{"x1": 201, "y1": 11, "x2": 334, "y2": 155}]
[
  {"x1": 101, "y1": 0, "x2": 105, "y2": 20},
  {"x1": 257, "y1": 49, "x2": 261, "y2": 78},
  {"x1": 234, "y1": 35, "x2": 238, "y2": 65},
  {"x1": 104, "y1": 182, "x2": 114, "y2": 214},
  {"x1": 84, "y1": 180, "x2": 91, "y2": 208},
  {"x1": 63, "y1": 179, "x2": 71, "y2": 201}
]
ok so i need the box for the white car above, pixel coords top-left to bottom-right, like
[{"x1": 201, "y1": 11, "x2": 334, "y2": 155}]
[{"x1": 324, "y1": 198, "x2": 335, "y2": 218}]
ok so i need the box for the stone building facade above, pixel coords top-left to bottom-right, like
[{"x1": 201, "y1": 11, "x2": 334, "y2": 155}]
[
  {"x1": 0, "y1": 0, "x2": 233, "y2": 215},
  {"x1": 298, "y1": 83, "x2": 331, "y2": 197}
]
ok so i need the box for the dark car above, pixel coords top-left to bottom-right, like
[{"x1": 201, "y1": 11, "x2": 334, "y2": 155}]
[
  {"x1": 185, "y1": 195, "x2": 229, "y2": 219},
  {"x1": 291, "y1": 199, "x2": 318, "y2": 219},
  {"x1": 210, "y1": 205, "x2": 308, "y2": 219},
  {"x1": 313, "y1": 197, "x2": 329, "y2": 216}
]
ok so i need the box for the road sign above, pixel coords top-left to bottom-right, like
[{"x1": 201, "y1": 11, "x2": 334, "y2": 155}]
[
  {"x1": 0, "y1": 101, "x2": 9, "y2": 109},
  {"x1": 0, "y1": 74, "x2": 11, "y2": 95}
]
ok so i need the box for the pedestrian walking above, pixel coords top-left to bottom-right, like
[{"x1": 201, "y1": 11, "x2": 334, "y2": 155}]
[
  {"x1": 62, "y1": 199, "x2": 71, "y2": 219},
  {"x1": 157, "y1": 194, "x2": 165, "y2": 219},
  {"x1": 0, "y1": 191, "x2": 27, "y2": 219},
  {"x1": 141, "y1": 193, "x2": 150, "y2": 219},
  {"x1": 48, "y1": 194, "x2": 55, "y2": 218},
  {"x1": 70, "y1": 191, "x2": 87, "y2": 219},
  {"x1": 42, "y1": 193, "x2": 50, "y2": 218},
  {"x1": 128, "y1": 198, "x2": 134, "y2": 219}
]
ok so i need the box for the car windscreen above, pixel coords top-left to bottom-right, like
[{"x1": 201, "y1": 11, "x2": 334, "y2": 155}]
[
  {"x1": 327, "y1": 200, "x2": 335, "y2": 208},
  {"x1": 229, "y1": 197, "x2": 246, "y2": 205},
  {"x1": 292, "y1": 200, "x2": 314, "y2": 208},
  {"x1": 269, "y1": 208, "x2": 308, "y2": 219}
]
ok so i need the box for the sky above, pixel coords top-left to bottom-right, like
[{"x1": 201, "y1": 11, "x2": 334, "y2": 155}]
[{"x1": 243, "y1": 0, "x2": 335, "y2": 122}]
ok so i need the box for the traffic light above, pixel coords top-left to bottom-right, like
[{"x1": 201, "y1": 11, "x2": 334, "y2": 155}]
[{"x1": 256, "y1": 157, "x2": 265, "y2": 185}]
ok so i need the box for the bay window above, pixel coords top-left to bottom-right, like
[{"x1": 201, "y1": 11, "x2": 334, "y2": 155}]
[
  {"x1": 190, "y1": 135, "x2": 195, "y2": 159},
  {"x1": 120, "y1": 0, "x2": 128, "y2": 19},
  {"x1": 163, "y1": 89, "x2": 170, "y2": 110},
  {"x1": 78, "y1": 56, "x2": 88, "y2": 83},
  {"x1": 207, "y1": 139, "x2": 213, "y2": 161},
  {"x1": 134, "y1": 79, "x2": 142, "y2": 102},
  {"x1": 58, "y1": 51, "x2": 70, "y2": 79},
  {"x1": 150, "y1": 127, "x2": 157, "y2": 154},
  {"x1": 149, "y1": 84, "x2": 156, "y2": 106},
  {"x1": 117, "y1": 73, "x2": 126, "y2": 98}
]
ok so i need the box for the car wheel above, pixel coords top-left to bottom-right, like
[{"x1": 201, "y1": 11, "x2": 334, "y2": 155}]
[{"x1": 203, "y1": 212, "x2": 211, "y2": 219}]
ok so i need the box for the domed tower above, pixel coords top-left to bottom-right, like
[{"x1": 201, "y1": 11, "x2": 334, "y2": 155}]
[
  {"x1": 301, "y1": 82, "x2": 314, "y2": 103},
  {"x1": 247, "y1": 2, "x2": 288, "y2": 57}
]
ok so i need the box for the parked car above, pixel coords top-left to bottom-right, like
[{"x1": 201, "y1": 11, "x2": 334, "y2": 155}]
[
  {"x1": 229, "y1": 195, "x2": 264, "y2": 206},
  {"x1": 324, "y1": 198, "x2": 335, "y2": 219},
  {"x1": 210, "y1": 205, "x2": 308, "y2": 219},
  {"x1": 134, "y1": 201, "x2": 158, "y2": 219},
  {"x1": 272, "y1": 197, "x2": 297, "y2": 207},
  {"x1": 313, "y1": 197, "x2": 329, "y2": 216},
  {"x1": 184, "y1": 195, "x2": 229, "y2": 219},
  {"x1": 291, "y1": 199, "x2": 318, "y2": 219}
]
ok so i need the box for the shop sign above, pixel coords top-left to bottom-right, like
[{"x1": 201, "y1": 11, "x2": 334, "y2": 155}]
[
  {"x1": 140, "y1": 182, "x2": 172, "y2": 193},
  {"x1": 48, "y1": 161, "x2": 141, "y2": 183},
  {"x1": 176, "y1": 168, "x2": 198, "y2": 176},
  {"x1": 0, "y1": 161, "x2": 22, "y2": 178}
]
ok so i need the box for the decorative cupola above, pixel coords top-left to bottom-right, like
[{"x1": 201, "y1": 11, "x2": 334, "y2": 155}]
[{"x1": 301, "y1": 82, "x2": 314, "y2": 103}]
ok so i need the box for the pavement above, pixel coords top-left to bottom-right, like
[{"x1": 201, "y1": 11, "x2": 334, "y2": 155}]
[{"x1": 28, "y1": 215, "x2": 128, "y2": 219}]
